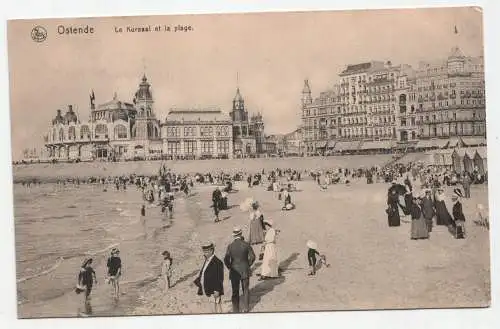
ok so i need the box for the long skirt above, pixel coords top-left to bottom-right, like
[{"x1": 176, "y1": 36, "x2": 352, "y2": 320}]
[
  {"x1": 388, "y1": 207, "x2": 401, "y2": 227},
  {"x1": 248, "y1": 219, "x2": 265, "y2": 245},
  {"x1": 411, "y1": 218, "x2": 429, "y2": 239},
  {"x1": 435, "y1": 201, "x2": 452, "y2": 226},
  {"x1": 260, "y1": 243, "x2": 279, "y2": 278}
]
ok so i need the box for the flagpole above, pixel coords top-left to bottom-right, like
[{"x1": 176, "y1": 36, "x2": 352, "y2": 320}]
[{"x1": 90, "y1": 90, "x2": 95, "y2": 160}]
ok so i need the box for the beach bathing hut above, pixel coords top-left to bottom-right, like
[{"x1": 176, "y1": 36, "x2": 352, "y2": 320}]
[
  {"x1": 429, "y1": 149, "x2": 453, "y2": 168},
  {"x1": 473, "y1": 147, "x2": 488, "y2": 175},
  {"x1": 452, "y1": 148, "x2": 476, "y2": 173}
]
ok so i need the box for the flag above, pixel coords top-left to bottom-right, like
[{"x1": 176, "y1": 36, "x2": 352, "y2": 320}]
[{"x1": 454, "y1": 25, "x2": 458, "y2": 34}]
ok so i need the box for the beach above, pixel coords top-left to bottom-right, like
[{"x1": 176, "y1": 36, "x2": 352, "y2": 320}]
[
  {"x1": 12, "y1": 155, "x2": 394, "y2": 182},
  {"x1": 13, "y1": 162, "x2": 490, "y2": 317}
]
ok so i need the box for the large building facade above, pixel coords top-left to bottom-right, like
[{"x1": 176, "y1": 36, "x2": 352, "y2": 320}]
[
  {"x1": 415, "y1": 47, "x2": 486, "y2": 144},
  {"x1": 43, "y1": 76, "x2": 267, "y2": 161},
  {"x1": 161, "y1": 109, "x2": 233, "y2": 159},
  {"x1": 301, "y1": 46, "x2": 486, "y2": 155},
  {"x1": 45, "y1": 75, "x2": 162, "y2": 161}
]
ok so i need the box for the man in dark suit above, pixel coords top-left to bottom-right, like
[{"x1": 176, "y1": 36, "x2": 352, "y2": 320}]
[
  {"x1": 422, "y1": 189, "x2": 435, "y2": 233},
  {"x1": 461, "y1": 172, "x2": 471, "y2": 198},
  {"x1": 212, "y1": 187, "x2": 222, "y2": 222},
  {"x1": 194, "y1": 242, "x2": 224, "y2": 313},
  {"x1": 224, "y1": 227, "x2": 256, "y2": 313}
]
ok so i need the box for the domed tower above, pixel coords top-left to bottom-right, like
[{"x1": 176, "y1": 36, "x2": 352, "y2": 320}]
[
  {"x1": 231, "y1": 87, "x2": 247, "y2": 122},
  {"x1": 52, "y1": 109, "x2": 65, "y2": 125},
  {"x1": 134, "y1": 74, "x2": 155, "y2": 118},
  {"x1": 447, "y1": 46, "x2": 466, "y2": 73},
  {"x1": 64, "y1": 105, "x2": 78, "y2": 124},
  {"x1": 301, "y1": 79, "x2": 313, "y2": 107},
  {"x1": 131, "y1": 74, "x2": 160, "y2": 141}
]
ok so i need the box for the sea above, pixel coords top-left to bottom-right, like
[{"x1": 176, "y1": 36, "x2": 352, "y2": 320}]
[{"x1": 13, "y1": 183, "x2": 182, "y2": 318}]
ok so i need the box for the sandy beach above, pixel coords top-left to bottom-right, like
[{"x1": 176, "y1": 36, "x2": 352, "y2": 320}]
[
  {"x1": 128, "y1": 179, "x2": 490, "y2": 315},
  {"x1": 13, "y1": 157, "x2": 490, "y2": 318}
]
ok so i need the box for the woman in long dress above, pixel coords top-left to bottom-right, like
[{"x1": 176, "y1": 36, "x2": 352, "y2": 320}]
[
  {"x1": 410, "y1": 196, "x2": 429, "y2": 240},
  {"x1": 259, "y1": 219, "x2": 279, "y2": 280},
  {"x1": 248, "y1": 201, "x2": 266, "y2": 259},
  {"x1": 248, "y1": 202, "x2": 265, "y2": 245},
  {"x1": 434, "y1": 188, "x2": 452, "y2": 226},
  {"x1": 387, "y1": 189, "x2": 401, "y2": 227}
]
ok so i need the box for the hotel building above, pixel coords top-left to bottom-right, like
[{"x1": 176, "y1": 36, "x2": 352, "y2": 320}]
[
  {"x1": 160, "y1": 109, "x2": 233, "y2": 159},
  {"x1": 301, "y1": 47, "x2": 486, "y2": 154}
]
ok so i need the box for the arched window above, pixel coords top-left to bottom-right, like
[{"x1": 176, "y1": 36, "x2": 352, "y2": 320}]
[
  {"x1": 59, "y1": 128, "x2": 64, "y2": 141},
  {"x1": 68, "y1": 126, "x2": 76, "y2": 140},
  {"x1": 80, "y1": 125, "x2": 90, "y2": 139},
  {"x1": 52, "y1": 128, "x2": 56, "y2": 141},
  {"x1": 114, "y1": 124, "x2": 128, "y2": 139},
  {"x1": 95, "y1": 124, "x2": 108, "y2": 138}
]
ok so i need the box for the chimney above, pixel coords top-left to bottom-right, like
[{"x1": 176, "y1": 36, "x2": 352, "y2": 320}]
[
  {"x1": 57, "y1": 109, "x2": 62, "y2": 115},
  {"x1": 68, "y1": 105, "x2": 73, "y2": 112}
]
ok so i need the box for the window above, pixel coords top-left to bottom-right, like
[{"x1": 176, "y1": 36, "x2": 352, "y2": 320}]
[
  {"x1": 185, "y1": 140, "x2": 197, "y2": 154},
  {"x1": 201, "y1": 141, "x2": 213, "y2": 154},
  {"x1": 114, "y1": 124, "x2": 127, "y2": 139},
  {"x1": 217, "y1": 140, "x2": 230, "y2": 154},
  {"x1": 68, "y1": 126, "x2": 76, "y2": 140},
  {"x1": 95, "y1": 124, "x2": 108, "y2": 138},
  {"x1": 59, "y1": 128, "x2": 64, "y2": 141},
  {"x1": 80, "y1": 125, "x2": 90, "y2": 139},
  {"x1": 167, "y1": 141, "x2": 180, "y2": 154}
]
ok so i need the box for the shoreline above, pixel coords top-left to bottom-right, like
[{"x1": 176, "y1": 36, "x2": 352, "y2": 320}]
[{"x1": 12, "y1": 154, "x2": 394, "y2": 183}]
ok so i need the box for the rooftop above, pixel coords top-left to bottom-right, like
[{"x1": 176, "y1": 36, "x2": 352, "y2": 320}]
[{"x1": 165, "y1": 108, "x2": 231, "y2": 123}]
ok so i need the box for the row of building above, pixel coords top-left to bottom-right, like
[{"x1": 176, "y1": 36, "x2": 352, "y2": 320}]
[
  {"x1": 38, "y1": 43, "x2": 486, "y2": 162},
  {"x1": 301, "y1": 45, "x2": 486, "y2": 155},
  {"x1": 42, "y1": 75, "x2": 277, "y2": 161}
]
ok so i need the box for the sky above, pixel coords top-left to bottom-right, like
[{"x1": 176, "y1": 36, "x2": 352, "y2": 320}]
[{"x1": 7, "y1": 6, "x2": 483, "y2": 160}]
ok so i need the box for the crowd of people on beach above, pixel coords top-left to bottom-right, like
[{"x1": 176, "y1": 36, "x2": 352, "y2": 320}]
[
  {"x1": 19, "y1": 159, "x2": 488, "y2": 315},
  {"x1": 384, "y1": 161, "x2": 488, "y2": 240}
]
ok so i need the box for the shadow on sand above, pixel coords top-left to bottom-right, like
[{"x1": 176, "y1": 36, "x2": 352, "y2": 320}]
[
  {"x1": 172, "y1": 269, "x2": 199, "y2": 288},
  {"x1": 248, "y1": 252, "x2": 300, "y2": 311}
]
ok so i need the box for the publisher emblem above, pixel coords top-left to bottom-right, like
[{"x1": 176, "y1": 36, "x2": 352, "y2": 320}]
[{"x1": 31, "y1": 26, "x2": 47, "y2": 42}]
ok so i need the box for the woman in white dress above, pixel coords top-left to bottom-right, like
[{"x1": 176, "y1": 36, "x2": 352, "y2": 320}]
[{"x1": 259, "y1": 219, "x2": 280, "y2": 280}]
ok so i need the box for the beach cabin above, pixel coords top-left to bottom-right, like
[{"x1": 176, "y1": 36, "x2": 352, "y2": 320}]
[
  {"x1": 452, "y1": 148, "x2": 476, "y2": 173},
  {"x1": 473, "y1": 147, "x2": 488, "y2": 175}
]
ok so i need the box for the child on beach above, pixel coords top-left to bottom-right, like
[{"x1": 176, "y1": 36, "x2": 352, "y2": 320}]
[
  {"x1": 161, "y1": 251, "x2": 173, "y2": 291},
  {"x1": 76, "y1": 258, "x2": 98, "y2": 314},
  {"x1": 306, "y1": 241, "x2": 330, "y2": 276},
  {"x1": 106, "y1": 248, "x2": 122, "y2": 300}
]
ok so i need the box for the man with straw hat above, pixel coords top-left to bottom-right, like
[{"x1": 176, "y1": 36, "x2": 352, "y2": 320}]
[
  {"x1": 224, "y1": 227, "x2": 256, "y2": 313},
  {"x1": 194, "y1": 242, "x2": 224, "y2": 313}
]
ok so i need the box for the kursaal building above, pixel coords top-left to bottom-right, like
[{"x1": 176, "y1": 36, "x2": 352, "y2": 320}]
[{"x1": 43, "y1": 75, "x2": 266, "y2": 161}]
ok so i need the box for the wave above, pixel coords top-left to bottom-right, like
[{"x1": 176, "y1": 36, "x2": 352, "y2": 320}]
[
  {"x1": 85, "y1": 242, "x2": 120, "y2": 257},
  {"x1": 17, "y1": 257, "x2": 64, "y2": 284},
  {"x1": 17, "y1": 242, "x2": 120, "y2": 284}
]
